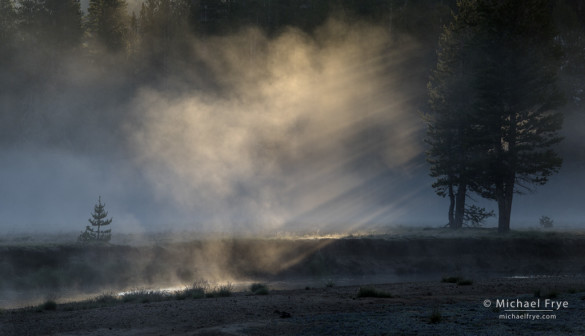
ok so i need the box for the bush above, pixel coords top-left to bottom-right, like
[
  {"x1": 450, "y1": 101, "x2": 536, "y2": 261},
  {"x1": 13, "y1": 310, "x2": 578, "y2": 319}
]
[
  {"x1": 441, "y1": 276, "x2": 462, "y2": 283},
  {"x1": 464, "y1": 205, "x2": 495, "y2": 227},
  {"x1": 356, "y1": 287, "x2": 392, "y2": 298},
  {"x1": 457, "y1": 279, "x2": 473, "y2": 286},
  {"x1": 250, "y1": 283, "x2": 269, "y2": 295},
  {"x1": 441, "y1": 276, "x2": 472, "y2": 285},
  {"x1": 175, "y1": 281, "x2": 208, "y2": 300},
  {"x1": 38, "y1": 300, "x2": 57, "y2": 311}
]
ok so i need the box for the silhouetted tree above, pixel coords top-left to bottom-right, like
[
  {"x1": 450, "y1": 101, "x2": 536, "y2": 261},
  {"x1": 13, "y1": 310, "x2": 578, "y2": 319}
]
[
  {"x1": 539, "y1": 215, "x2": 554, "y2": 228},
  {"x1": 79, "y1": 196, "x2": 113, "y2": 243},
  {"x1": 470, "y1": 0, "x2": 564, "y2": 233},
  {"x1": 428, "y1": 0, "x2": 564, "y2": 233},
  {"x1": 426, "y1": 0, "x2": 480, "y2": 229}
]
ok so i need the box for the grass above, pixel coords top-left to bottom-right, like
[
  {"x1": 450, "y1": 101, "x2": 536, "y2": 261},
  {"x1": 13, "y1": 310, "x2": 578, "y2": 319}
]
[
  {"x1": 175, "y1": 280, "x2": 208, "y2": 300},
  {"x1": 94, "y1": 293, "x2": 119, "y2": 305},
  {"x1": 206, "y1": 283, "x2": 233, "y2": 298},
  {"x1": 250, "y1": 283, "x2": 269, "y2": 295},
  {"x1": 356, "y1": 287, "x2": 393, "y2": 298},
  {"x1": 175, "y1": 286, "x2": 206, "y2": 300},
  {"x1": 36, "y1": 280, "x2": 235, "y2": 312},
  {"x1": 122, "y1": 289, "x2": 169, "y2": 303}
]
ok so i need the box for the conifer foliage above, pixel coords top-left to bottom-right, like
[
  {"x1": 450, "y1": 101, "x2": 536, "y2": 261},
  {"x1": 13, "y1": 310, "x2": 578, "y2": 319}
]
[{"x1": 79, "y1": 196, "x2": 113, "y2": 243}]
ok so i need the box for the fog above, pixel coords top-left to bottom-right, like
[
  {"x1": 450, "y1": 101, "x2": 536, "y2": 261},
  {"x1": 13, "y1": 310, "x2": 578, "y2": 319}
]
[{"x1": 1, "y1": 11, "x2": 584, "y2": 236}]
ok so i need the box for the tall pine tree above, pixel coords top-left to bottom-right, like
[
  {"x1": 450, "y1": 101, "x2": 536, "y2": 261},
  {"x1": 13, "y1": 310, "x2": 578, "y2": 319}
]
[
  {"x1": 426, "y1": 0, "x2": 481, "y2": 229},
  {"x1": 470, "y1": 0, "x2": 564, "y2": 233},
  {"x1": 427, "y1": 0, "x2": 564, "y2": 233}
]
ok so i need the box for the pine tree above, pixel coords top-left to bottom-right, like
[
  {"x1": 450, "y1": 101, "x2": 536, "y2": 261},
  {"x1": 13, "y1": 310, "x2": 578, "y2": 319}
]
[
  {"x1": 427, "y1": 0, "x2": 564, "y2": 233},
  {"x1": 426, "y1": 0, "x2": 481, "y2": 229},
  {"x1": 79, "y1": 196, "x2": 113, "y2": 243},
  {"x1": 470, "y1": 0, "x2": 564, "y2": 233}
]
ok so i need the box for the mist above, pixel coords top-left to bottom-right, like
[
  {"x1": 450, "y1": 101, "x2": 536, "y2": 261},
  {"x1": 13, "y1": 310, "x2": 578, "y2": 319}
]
[{"x1": 1, "y1": 5, "x2": 584, "y2": 236}]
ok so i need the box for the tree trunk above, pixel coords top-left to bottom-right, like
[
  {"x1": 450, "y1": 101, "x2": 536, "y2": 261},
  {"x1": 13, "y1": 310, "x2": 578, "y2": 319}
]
[
  {"x1": 454, "y1": 183, "x2": 467, "y2": 229},
  {"x1": 497, "y1": 180, "x2": 514, "y2": 233},
  {"x1": 448, "y1": 182, "x2": 455, "y2": 228}
]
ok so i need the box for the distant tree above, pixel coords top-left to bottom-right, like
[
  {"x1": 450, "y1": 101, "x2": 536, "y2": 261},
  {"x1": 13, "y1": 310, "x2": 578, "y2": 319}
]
[
  {"x1": 539, "y1": 215, "x2": 554, "y2": 228},
  {"x1": 86, "y1": 0, "x2": 129, "y2": 53},
  {"x1": 0, "y1": 0, "x2": 17, "y2": 49},
  {"x1": 79, "y1": 196, "x2": 113, "y2": 243},
  {"x1": 16, "y1": 0, "x2": 83, "y2": 50},
  {"x1": 137, "y1": 0, "x2": 191, "y2": 76}
]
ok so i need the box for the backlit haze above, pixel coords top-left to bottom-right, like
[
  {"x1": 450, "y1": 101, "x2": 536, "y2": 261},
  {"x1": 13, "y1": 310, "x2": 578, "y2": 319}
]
[{"x1": 1, "y1": 8, "x2": 584, "y2": 236}]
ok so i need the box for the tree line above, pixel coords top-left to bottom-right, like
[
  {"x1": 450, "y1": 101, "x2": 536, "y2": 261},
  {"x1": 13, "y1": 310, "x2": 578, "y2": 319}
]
[{"x1": 0, "y1": 0, "x2": 452, "y2": 72}]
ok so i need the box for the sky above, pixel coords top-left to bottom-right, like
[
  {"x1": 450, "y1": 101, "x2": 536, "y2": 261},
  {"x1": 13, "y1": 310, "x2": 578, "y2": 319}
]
[{"x1": 0, "y1": 7, "x2": 584, "y2": 235}]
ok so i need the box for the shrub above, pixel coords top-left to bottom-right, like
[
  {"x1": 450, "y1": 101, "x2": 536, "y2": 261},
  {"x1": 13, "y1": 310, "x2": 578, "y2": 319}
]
[
  {"x1": 441, "y1": 276, "x2": 472, "y2": 285},
  {"x1": 39, "y1": 300, "x2": 57, "y2": 311},
  {"x1": 457, "y1": 279, "x2": 473, "y2": 286},
  {"x1": 464, "y1": 205, "x2": 495, "y2": 227},
  {"x1": 441, "y1": 276, "x2": 462, "y2": 283},
  {"x1": 356, "y1": 287, "x2": 392, "y2": 298},
  {"x1": 250, "y1": 283, "x2": 269, "y2": 295},
  {"x1": 175, "y1": 282, "x2": 206, "y2": 300},
  {"x1": 325, "y1": 279, "x2": 335, "y2": 288}
]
